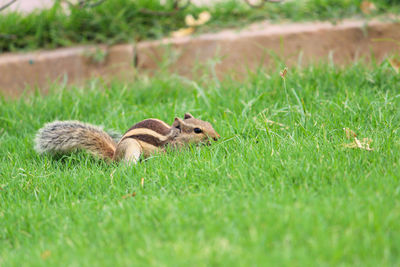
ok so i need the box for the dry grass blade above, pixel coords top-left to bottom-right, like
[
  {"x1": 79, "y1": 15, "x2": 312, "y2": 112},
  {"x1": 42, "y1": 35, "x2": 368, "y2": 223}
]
[
  {"x1": 280, "y1": 67, "x2": 288, "y2": 78},
  {"x1": 255, "y1": 112, "x2": 289, "y2": 130},
  {"x1": 265, "y1": 119, "x2": 289, "y2": 129},
  {"x1": 141, "y1": 177, "x2": 144, "y2": 188}
]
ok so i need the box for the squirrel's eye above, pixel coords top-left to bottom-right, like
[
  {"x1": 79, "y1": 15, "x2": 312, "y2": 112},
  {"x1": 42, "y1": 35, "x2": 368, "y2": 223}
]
[{"x1": 194, "y1": 128, "x2": 202, "y2": 134}]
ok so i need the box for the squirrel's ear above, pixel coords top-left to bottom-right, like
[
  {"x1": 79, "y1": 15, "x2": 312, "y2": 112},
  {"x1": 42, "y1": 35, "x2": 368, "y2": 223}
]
[
  {"x1": 184, "y1": 113, "x2": 194, "y2": 120},
  {"x1": 173, "y1": 117, "x2": 184, "y2": 129}
]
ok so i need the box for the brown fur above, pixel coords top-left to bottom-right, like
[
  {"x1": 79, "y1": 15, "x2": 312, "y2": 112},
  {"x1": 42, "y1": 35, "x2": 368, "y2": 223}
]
[
  {"x1": 171, "y1": 113, "x2": 220, "y2": 147},
  {"x1": 35, "y1": 113, "x2": 219, "y2": 164},
  {"x1": 126, "y1": 119, "x2": 172, "y2": 136},
  {"x1": 85, "y1": 130, "x2": 116, "y2": 159},
  {"x1": 34, "y1": 120, "x2": 116, "y2": 160},
  {"x1": 126, "y1": 134, "x2": 166, "y2": 147},
  {"x1": 113, "y1": 138, "x2": 141, "y2": 163}
]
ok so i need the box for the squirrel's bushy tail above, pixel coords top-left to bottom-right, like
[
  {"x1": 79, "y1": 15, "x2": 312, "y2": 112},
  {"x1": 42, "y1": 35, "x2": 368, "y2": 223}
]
[{"x1": 34, "y1": 121, "x2": 117, "y2": 160}]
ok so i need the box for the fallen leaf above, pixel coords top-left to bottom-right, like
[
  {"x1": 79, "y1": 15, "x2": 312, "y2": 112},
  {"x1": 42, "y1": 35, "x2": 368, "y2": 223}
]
[
  {"x1": 343, "y1": 137, "x2": 373, "y2": 151},
  {"x1": 122, "y1": 192, "x2": 136, "y2": 199},
  {"x1": 360, "y1": 1, "x2": 377, "y2": 15},
  {"x1": 171, "y1": 27, "x2": 195, "y2": 38},
  {"x1": 141, "y1": 177, "x2": 144, "y2": 188},
  {"x1": 388, "y1": 57, "x2": 400, "y2": 73},
  {"x1": 343, "y1": 128, "x2": 357, "y2": 139},
  {"x1": 185, "y1": 11, "x2": 211, "y2": 26},
  {"x1": 41, "y1": 250, "x2": 51, "y2": 260}
]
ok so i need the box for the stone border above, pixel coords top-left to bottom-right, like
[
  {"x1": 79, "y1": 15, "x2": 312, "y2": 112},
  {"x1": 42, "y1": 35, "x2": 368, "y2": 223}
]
[
  {"x1": 0, "y1": 19, "x2": 399, "y2": 96},
  {"x1": 0, "y1": 44, "x2": 135, "y2": 97},
  {"x1": 137, "y1": 20, "x2": 400, "y2": 77}
]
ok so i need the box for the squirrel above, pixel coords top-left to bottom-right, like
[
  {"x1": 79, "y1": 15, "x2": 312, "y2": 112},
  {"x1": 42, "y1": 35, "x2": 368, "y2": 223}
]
[{"x1": 34, "y1": 113, "x2": 220, "y2": 164}]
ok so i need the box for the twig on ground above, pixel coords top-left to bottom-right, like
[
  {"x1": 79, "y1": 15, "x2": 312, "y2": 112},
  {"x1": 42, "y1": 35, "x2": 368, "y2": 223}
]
[{"x1": 0, "y1": 0, "x2": 17, "y2": 12}]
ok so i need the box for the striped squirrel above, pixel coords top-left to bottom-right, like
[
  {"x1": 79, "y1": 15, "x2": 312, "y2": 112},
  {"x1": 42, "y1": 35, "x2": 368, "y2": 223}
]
[{"x1": 34, "y1": 113, "x2": 219, "y2": 164}]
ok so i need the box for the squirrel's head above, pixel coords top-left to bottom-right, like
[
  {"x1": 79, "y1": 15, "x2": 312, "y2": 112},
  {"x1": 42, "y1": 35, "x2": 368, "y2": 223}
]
[{"x1": 172, "y1": 113, "x2": 220, "y2": 145}]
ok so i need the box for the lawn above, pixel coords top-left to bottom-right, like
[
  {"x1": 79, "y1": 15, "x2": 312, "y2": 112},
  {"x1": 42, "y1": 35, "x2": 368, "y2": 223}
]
[{"x1": 0, "y1": 62, "x2": 400, "y2": 266}]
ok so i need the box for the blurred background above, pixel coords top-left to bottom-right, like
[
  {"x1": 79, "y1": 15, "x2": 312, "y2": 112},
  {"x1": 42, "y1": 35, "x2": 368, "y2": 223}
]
[{"x1": 0, "y1": 0, "x2": 399, "y2": 96}]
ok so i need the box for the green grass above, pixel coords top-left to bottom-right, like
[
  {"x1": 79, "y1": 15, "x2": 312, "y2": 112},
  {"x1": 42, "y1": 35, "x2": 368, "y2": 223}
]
[
  {"x1": 1, "y1": 0, "x2": 399, "y2": 53},
  {"x1": 1, "y1": 61, "x2": 400, "y2": 266}
]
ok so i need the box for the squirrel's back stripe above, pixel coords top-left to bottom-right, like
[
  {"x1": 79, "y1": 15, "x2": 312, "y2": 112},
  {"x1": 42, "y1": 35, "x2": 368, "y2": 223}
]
[
  {"x1": 126, "y1": 134, "x2": 166, "y2": 147},
  {"x1": 122, "y1": 128, "x2": 171, "y2": 142},
  {"x1": 125, "y1": 119, "x2": 171, "y2": 136}
]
